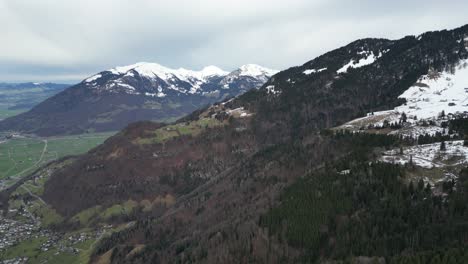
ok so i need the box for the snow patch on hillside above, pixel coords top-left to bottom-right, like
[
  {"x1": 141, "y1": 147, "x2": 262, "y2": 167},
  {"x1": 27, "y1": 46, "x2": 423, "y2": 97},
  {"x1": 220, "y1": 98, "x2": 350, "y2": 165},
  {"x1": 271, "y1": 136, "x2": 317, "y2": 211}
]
[
  {"x1": 337, "y1": 52, "x2": 381, "y2": 73},
  {"x1": 145, "y1": 91, "x2": 166, "y2": 98},
  {"x1": 303, "y1": 68, "x2": 327, "y2": 75},
  {"x1": 115, "y1": 83, "x2": 135, "y2": 91},
  {"x1": 394, "y1": 61, "x2": 468, "y2": 119},
  {"x1": 340, "y1": 59, "x2": 468, "y2": 136},
  {"x1": 381, "y1": 140, "x2": 468, "y2": 169},
  {"x1": 388, "y1": 125, "x2": 445, "y2": 138},
  {"x1": 266, "y1": 85, "x2": 281, "y2": 95},
  {"x1": 85, "y1": 74, "x2": 102, "y2": 83},
  {"x1": 226, "y1": 107, "x2": 252, "y2": 118}
]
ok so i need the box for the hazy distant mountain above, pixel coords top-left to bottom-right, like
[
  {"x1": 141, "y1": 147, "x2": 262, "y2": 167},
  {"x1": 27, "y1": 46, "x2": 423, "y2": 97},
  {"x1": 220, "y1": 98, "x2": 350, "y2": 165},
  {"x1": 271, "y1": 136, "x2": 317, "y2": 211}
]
[
  {"x1": 0, "y1": 63, "x2": 277, "y2": 136},
  {"x1": 0, "y1": 82, "x2": 68, "y2": 119}
]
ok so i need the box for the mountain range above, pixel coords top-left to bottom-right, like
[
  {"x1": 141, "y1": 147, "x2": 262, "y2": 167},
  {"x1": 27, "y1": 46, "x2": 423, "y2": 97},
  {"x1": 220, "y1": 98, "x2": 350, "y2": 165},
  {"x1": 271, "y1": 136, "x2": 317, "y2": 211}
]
[
  {"x1": 0, "y1": 63, "x2": 276, "y2": 136},
  {"x1": 25, "y1": 24, "x2": 468, "y2": 263},
  {"x1": 2, "y1": 24, "x2": 468, "y2": 263}
]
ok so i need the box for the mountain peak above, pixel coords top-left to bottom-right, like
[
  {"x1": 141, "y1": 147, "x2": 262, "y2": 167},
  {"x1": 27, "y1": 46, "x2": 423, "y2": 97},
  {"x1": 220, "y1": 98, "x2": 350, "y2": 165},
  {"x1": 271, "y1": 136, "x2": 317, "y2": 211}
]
[
  {"x1": 200, "y1": 65, "x2": 228, "y2": 77},
  {"x1": 2, "y1": 61, "x2": 275, "y2": 136},
  {"x1": 109, "y1": 62, "x2": 174, "y2": 78},
  {"x1": 237, "y1": 64, "x2": 278, "y2": 77},
  {"x1": 104, "y1": 62, "x2": 228, "y2": 81}
]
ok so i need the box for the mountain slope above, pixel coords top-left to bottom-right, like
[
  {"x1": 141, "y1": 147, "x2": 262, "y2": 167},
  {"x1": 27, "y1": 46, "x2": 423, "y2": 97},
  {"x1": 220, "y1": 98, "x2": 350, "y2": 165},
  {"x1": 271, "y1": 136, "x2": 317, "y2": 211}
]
[
  {"x1": 0, "y1": 63, "x2": 276, "y2": 136},
  {"x1": 34, "y1": 24, "x2": 468, "y2": 263}
]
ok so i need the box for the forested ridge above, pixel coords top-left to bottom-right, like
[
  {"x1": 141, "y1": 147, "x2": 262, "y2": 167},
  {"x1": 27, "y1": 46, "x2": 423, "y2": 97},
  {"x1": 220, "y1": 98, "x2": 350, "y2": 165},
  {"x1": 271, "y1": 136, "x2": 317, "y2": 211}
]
[
  {"x1": 34, "y1": 24, "x2": 468, "y2": 263},
  {"x1": 260, "y1": 131, "x2": 468, "y2": 263}
]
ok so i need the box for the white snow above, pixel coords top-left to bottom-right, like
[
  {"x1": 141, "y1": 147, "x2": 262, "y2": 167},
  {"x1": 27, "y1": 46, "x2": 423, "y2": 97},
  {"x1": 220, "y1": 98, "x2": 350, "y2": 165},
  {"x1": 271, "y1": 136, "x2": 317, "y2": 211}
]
[
  {"x1": 337, "y1": 52, "x2": 381, "y2": 73},
  {"x1": 341, "y1": 110, "x2": 399, "y2": 128},
  {"x1": 108, "y1": 63, "x2": 272, "y2": 83},
  {"x1": 200, "y1": 66, "x2": 228, "y2": 78},
  {"x1": 226, "y1": 107, "x2": 252, "y2": 118},
  {"x1": 145, "y1": 91, "x2": 166, "y2": 98},
  {"x1": 97, "y1": 62, "x2": 230, "y2": 95},
  {"x1": 266, "y1": 85, "x2": 280, "y2": 95},
  {"x1": 220, "y1": 98, "x2": 235, "y2": 106},
  {"x1": 85, "y1": 62, "x2": 275, "y2": 96},
  {"x1": 85, "y1": 74, "x2": 102, "y2": 83},
  {"x1": 340, "y1": 59, "x2": 468, "y2": 136},
  {"x1": 381, "y1": 140, "x2": 468, "y2": 169},
  {"x1": 303, "y1": 67, "x2": 327, "y2": 75},
  {"x1": 115, "y1": 83, "x2": 135, "y2": 91},
  {"x1": 339, "y1": 169, "x2": 351, "y2": 175},
  {"x1": 388, "y1": 125, "x2": 446, "y2": 138},
  {"x1": 395, "y1": 60, "x2": 468, "y2": 120},
  {"x1": 218, "y1": 65, "x2": 277, "y2": 90},
  {"x1": 238, "y1": 64, "x2": 278, "y2": 77},
  {"x1": 108, "y1": 62, "x2": 228, "y2": 83}
]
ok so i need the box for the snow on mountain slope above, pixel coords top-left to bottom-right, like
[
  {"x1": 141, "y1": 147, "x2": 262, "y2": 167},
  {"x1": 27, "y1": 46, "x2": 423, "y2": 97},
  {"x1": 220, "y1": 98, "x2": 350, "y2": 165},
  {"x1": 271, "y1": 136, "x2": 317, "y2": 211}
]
[
  {"x1": 337, "y1": 51, "x2": 383, "y2": 73},
  {"x1": 220, "y1": 64, "x2": 278, "y2": 89},
  {"x1": 340, "y1": 59, "x2": 468, "y2": 136},
  {"x1": 85, "y1": 74, "x2": 102, "y2": 83},
  {"x1": 396, "y1": 61, "x2": 468, "y2": 119},
  {"x1": 380, "y1": 140, "x2": 468, "y2": 187},
  {"x1": 303, "y1": 68, "x2": 327, "y2": 75},
  {"x1": 108, "y1": 62, "x2": 226, "y2": 83},
  {"x1": 237, "y1": 64, "x2": 278, "y2": 77},
  {"x1": 381, "y1": 140, "x2": 468, "y2": 169},
  {"x1": 83, "y1": 62, "x2": 276, "y2": 97}
]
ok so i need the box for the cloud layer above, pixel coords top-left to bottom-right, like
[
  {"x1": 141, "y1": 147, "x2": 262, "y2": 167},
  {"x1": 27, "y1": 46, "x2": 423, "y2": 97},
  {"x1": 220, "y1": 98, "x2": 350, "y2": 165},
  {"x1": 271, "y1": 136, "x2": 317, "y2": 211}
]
[{"x1": 0, "y1": 0, "x2": 467, "y2": 83}]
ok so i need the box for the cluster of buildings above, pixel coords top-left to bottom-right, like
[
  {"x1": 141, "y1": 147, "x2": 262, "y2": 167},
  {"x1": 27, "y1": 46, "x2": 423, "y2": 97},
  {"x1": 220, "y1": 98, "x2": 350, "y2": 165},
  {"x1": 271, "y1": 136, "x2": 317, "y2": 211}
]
[{"x1": 0, "y1": 216, "x2": 38, "y2": 250}]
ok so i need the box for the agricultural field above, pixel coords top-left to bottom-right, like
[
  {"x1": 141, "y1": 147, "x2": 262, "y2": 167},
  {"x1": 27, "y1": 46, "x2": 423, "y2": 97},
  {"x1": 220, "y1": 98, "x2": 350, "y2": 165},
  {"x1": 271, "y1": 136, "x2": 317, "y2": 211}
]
[
  {"x1": 136, "y1": 117, "x2": 225, "y2": 144},
  {"x1": 0, "y1": 132, "x2": 115, "y2": 187},
  {"x1": 0, "y1": 109, "x2": 26, "y2": 120}
]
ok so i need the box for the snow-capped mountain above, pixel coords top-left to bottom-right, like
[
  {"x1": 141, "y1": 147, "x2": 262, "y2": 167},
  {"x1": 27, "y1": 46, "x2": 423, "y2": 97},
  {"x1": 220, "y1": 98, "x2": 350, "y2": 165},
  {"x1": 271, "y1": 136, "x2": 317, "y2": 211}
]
[
  {"x1": 83, "y1": 62, "x2": 276, "y2": 98},
  {"x1": 0, "y1": 63, "x2": 277, "y2": 136}
]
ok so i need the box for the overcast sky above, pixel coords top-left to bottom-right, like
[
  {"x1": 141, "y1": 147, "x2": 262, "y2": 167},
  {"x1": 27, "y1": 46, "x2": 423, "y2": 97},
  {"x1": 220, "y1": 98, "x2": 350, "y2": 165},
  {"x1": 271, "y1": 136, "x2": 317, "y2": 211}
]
[{"x1": 0, "y1": 0, "x2": 467, "y2": 83}]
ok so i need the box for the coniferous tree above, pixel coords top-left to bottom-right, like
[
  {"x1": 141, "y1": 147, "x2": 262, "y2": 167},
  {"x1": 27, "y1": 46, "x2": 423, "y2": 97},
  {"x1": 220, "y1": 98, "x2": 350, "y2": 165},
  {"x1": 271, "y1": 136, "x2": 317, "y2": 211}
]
[
  {"x1": 409, "y1": 181, "x2": 415, "y2": 195},
  {"x1": 440, "y1": 141, "x2": 446, "y2": 151},
  {"x1": 418, "y1": 178, "x2": 425, "y2": 191},
  {"x1": 400, "y1": 112, "x2": 407, "y2": 123}
]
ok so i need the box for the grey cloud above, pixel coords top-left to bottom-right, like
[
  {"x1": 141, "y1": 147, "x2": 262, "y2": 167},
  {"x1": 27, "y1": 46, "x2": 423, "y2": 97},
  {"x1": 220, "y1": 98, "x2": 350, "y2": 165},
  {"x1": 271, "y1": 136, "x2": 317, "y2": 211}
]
[{"x1": 0, "y1": 0, "x2": 467, "y2": 83}]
